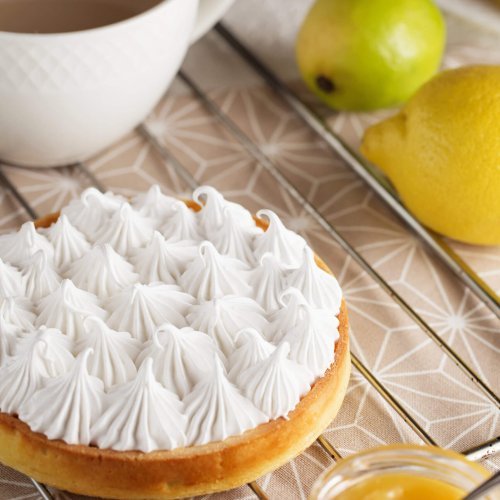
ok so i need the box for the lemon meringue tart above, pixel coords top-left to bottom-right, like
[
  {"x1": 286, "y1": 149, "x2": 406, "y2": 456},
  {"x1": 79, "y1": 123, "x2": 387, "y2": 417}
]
[{"x1": 0, "y1": 185, "x2": 350, "y2": 499}]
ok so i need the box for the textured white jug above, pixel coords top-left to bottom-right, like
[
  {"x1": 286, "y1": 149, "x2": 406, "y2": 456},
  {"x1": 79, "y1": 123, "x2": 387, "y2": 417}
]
[{"x1": 0, "y1": 0, "x2": 233, "y2": 167}]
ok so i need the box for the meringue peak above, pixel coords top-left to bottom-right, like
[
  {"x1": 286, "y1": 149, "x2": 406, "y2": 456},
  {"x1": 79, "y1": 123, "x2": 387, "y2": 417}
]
[
  {"x1": 91, "y1": 357, "x2": 187, "y2": 452},
  {"x1": 45, "y1": 214, "x2": 91, "y2": 269},
  {"x1": 106, "y1": 283, "x2": 194, "y2": 342},
  {"x1": 282, "y1": 304, "x2": 339, "y2": 378},
  {"x1": 14, "y1": 326, "x2": 75, "y2": 376},
  {"x1": 254, "y1": 209, "x2": 306, "y2": 267},
  {"x1": 250, "y1": 252, "x2": 289, "y2": 312},
  {"x1": 187, "y1": 295, "x2": 268, "y2": 356},
  {"x1": 131, "y1": 231, "x2": 197, "y2": 284},
  {"x1": 193, "y1": 185, "x2": 255, "y2": 231},
  {"x1": 22, "y1": 250, "x2": 61, "y2": 302},
  {"x1": 132, "y1": 184, "x2": 178, "y2": 220},
  {"x1": 227, "y1": 328, "x2": 276, "y2": 380},
  {"x1": 212, "y1": 206, "x2": 260, "y2": 264},
  {"x1": 237, "y1": 342, "x2": 314, "y2": 419},
  {"x1": 67, "y1": 243, "x2": 138, "y2": 298},
  {"x1": 287, "y1": 246, "x2": 342, "y2": 311},
  {"x1": 0, "y1": 338, "x2": 46, "y2": 414},
  {"x1": 160, "y1": 200, "x2": 202, "y2": 242},
  {"x1": 0, "y1": 221, "x2": 54, "y2": 267},
  {"x1": 0, "y1": 258, "x2": 25, "y2": 297},
  {"x1": 0, "y1": 326, "x2": 74, "y2": 414},
  {"x1": 19, "y1": 348, "x2": 104, "y2": 445},
  {"x1": 0, "y1": 296, "x2": 35, "y2": 331},
  {"x1": 180, "y1": 241, "x2": 252, "y2": 301},
  {"x1": 61, "y1": 188, "x2": 111, "y2": 239},
  {"x1": 35, "y1": 280, "x2": 107, "y2": 341},
  {"x1": 267, "y1": 287, "x2": 310, "y2": 342},
  {"x1": 184, "y1": 354, "x2": 268, "y2": 445},
  {"x1": 77, "y1": 316, "x2": 140, "y2": 389},
  {"x1": 136, "y1": 323, "x2": 219, "y2": 398},
  {"x1": 95, "y1": 203, "x2": 154, "y2": 256}
]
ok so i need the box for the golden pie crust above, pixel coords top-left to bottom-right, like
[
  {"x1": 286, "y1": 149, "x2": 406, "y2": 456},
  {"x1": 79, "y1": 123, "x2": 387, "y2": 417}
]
[{"x1": 0, "y1": 210, "x2": 350, "y2": 499}]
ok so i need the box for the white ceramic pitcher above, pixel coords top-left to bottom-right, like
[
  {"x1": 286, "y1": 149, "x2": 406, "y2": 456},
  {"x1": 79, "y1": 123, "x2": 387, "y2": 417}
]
[{"x1": 0, "y1": 0, "x2": 233, "y2": 167}]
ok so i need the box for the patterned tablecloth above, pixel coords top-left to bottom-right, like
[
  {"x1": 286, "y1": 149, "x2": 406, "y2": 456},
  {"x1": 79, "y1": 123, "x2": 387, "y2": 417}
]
[{"x1": 0, "y1": 4, "x2": 499, "y2": 500}]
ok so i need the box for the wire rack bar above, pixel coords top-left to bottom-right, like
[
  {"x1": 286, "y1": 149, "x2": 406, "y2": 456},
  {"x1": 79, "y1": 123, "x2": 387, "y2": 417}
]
[
  {"x1": 138, "y1": 125, "x2": 198, "y2": 191},
  {"x1": 176, "y1": 70, "x2": 499, "y2": 409},
  {"x1": 0, "y1": 166, "x2": 39, "y2": 219},
  {"x1": 30, "y1": 478, "x2": 54, "y2": 500},
  {"x1": 141, "y1": 119, "x2": 437, "y2": 447},
  {"x1": 317, "y1": 436, "x2": 343, "y2": 461},
  {"x1": 464, "y1": 437, "x2": 500, "y2": 462},
  {"x1": 248, "y1": 481, "x2": 270, "y2": 500},
  {"x1": 213, "y1": 23, "x2": 500, "y2": 320},
  {"x1": 75, "y1": 162, "x2": 107, "y2": 193}
]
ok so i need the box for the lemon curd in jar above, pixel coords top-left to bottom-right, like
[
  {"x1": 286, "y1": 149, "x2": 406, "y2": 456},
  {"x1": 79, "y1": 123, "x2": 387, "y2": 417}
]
[
  {"x1": 332, "y1": 473, "x2": 463, "y2": 500},
  {"x1": 309, "y1": 444, "x2": 496, "y2": 500}
]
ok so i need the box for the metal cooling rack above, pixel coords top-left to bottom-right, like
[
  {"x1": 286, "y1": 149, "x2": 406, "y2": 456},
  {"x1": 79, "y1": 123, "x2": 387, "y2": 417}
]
[{"x1": 0, "y1": 22, "x2": 498, "y2": 500}]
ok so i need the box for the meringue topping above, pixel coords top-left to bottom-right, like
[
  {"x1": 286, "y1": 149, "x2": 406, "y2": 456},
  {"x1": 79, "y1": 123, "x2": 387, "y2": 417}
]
[
  {"x1": 106, "y1": 283, "x2": 194, "y2": 342},
  {"x1": 45, "y1": 214, "x2": 91, "y2": 269},
  {"x1": 0, "y1": 185, "x2": 344, "y2": 453},
  {"x1": 136, "y1": 324, "x2": 219, "y2": 398},
  {"x1": 254, "y1": 209, "x2": 306, "y2": 267},
  {"x1": 237, "y1": 342, "x2": 314, "y2": 419},
  {"x1": 0, "y1": 317, "x2": 17, "y2": 365},
  {"x1": 287, "y1": 247, "x2": 342, "y2": 312},
  {"x1": 184, "y1": 355, "x2": 267, "y2": 445},
  {"x1": 266, "y1": 287, "x2": 310, "y2": 342},
  {"x1": 22, "y1": 250, "x2": 61, "y2": 302},
  {"x1": 0, "y1": 296, "x2": 36, "y2": 331},
  {"x1": 250, "y1": 253, "x2": 289, "y2": 312},
  {"x1": 91, "y1": 358, "x2": 187, "y2": 452},
  {"x1": 35, "y1": 280, "x2": 107, "y2": 342},
  {"x1": 95, "y1": 203, "x2": 154, "y2": 256},
  {"x1": 0, "y1": 340, "x2": 47, "y2": 414},
  {"x1": 67, "y1": 244, "x2": 138, "y2": 298},
  {"x1": 76, "y1": 316, "x2": 140, "y2": 389},
  {"x1": 14, "y1": 326, "x2": 75, "y2": 374},
  {"x1": 99, "y1": 190, "x2": 127, "y2": 214},
  {"x1": 131, "y1": 231, "x2": 197, "y2": 285},
  {"x1": 193, "y1": 185, "x2": 255, "y2": 232},
  {"x1": 160, "y1": 200, "x2": 202, "y2": 242},
  {"x1": 0, "y1": 327, "x2": 74, "y2": 414},
  {"x1": 0, "y1": 221, "x2": 54, "y2": 267},
  {"x1": 227, "y1": 328, "x2": 275, "y2": 381},
  {"x1": 212, "y1": 206, "x2": 260, "y2": 264},
  {"x1": 187, "y1": 295, "x2": 268, "y2": 356},
  {"x1": 180, "y1": 241, "x2": 252, "y2": 301},
  {"x1": 19, "y1": 349, "x2": 104, "y2": 445},
  {"x1": 132, "y1": 184, "x2": 177, "y2": 220},
  {"x1": 0, "y1": 259, "x2": 25, "y2": 298},
  {"x1": 61, "y1": 187, "x2": 112, "y2": 238},
  {"x1": 282, "y1": 305, "x2": 339, "y2": 378}
]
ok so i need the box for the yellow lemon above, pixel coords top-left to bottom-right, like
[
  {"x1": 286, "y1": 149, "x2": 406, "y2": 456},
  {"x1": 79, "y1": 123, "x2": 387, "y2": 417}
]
[{"x1": 361, "y1": 65, "x2": 500, "y2": 246}]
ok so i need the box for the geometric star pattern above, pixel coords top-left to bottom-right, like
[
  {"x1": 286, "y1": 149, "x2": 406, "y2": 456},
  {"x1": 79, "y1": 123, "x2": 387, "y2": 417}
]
[{"x1": 0, "y1": 12, "x2": 499, "y2": 500}]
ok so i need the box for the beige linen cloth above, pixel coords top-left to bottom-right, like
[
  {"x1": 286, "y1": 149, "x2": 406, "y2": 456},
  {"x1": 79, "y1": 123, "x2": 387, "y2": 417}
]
[{"x1": 0, "y1": 9, "x2": 498, "y2": 500}]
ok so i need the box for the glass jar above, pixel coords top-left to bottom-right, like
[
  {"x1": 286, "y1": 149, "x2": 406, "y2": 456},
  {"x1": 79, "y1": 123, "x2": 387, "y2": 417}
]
[{"x1": 309, "y1": 444, "x2": 498, "y2": 500}]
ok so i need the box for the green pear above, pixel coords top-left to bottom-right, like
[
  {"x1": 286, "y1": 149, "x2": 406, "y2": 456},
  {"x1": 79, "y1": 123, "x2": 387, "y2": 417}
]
[{"x1": 296, "y1": 0, "x2": 445, "y2": 111}]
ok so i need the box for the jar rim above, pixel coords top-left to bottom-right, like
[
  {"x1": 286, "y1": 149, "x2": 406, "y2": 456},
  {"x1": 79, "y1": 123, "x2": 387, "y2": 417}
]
[{"x1": 310, "y1": 444, "x2": 491, "y2": 500}]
